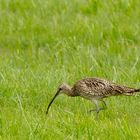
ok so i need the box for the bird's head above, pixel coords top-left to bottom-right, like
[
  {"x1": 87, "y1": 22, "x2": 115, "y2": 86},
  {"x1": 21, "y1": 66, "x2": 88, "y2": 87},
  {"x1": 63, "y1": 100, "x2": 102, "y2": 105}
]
[
  {"x1": 58, "y1": 83, "x2": 72, "y2": 95},
  {"x1": 46, "y1": 83, "x2": 72, "y2": 114}
]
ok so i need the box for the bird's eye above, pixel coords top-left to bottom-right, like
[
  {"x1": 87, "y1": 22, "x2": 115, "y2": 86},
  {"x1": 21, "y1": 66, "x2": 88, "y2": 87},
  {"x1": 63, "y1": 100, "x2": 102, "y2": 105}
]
[{"x1": 59, "y1": 88, "x2": 62, "y2": 90}]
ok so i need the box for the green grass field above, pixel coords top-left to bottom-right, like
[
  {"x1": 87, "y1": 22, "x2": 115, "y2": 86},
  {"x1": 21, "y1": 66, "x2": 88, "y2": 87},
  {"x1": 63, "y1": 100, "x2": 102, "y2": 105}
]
[{"x1": 0, "y1": 0, "x2": 140, "y2": 139}]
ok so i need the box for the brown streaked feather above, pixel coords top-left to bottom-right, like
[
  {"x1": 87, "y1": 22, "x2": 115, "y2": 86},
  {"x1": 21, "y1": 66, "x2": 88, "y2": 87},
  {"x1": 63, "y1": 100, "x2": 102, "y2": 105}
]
[{"x1": 72, "y1": 78, "x2": 138, "y2": 99}]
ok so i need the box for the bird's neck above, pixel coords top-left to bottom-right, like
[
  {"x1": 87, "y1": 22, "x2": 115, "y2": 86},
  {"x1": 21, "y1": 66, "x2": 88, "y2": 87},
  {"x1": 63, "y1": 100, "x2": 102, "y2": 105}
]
[
  {"x1": 65, "y1": 86, "x2": 72, "y2": 96},
  {"x1": 66, "y1": 86, "x2": 78, "y2": 97},
  {"x1": 64, "y1": 85, "x2": 74, "y2": 97}
]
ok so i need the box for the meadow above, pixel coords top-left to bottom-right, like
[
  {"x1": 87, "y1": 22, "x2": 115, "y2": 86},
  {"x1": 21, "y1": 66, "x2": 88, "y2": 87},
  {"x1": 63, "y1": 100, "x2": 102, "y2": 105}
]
[{"x1": 0, "y1": 0, "x2": 140, "y2": 139}]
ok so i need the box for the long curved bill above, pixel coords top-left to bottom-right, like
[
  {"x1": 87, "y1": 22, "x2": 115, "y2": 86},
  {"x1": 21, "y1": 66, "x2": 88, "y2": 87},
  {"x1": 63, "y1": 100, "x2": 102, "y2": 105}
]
[{"x1": 46, "y1": 89, "x2": 60, "y2": 114}]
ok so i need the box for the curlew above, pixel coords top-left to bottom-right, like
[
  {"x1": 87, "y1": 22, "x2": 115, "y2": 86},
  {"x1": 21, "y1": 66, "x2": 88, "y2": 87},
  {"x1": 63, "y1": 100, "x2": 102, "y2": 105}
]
[{"x1": 46, "y1": 77, "x2": 140, "y2": 115}]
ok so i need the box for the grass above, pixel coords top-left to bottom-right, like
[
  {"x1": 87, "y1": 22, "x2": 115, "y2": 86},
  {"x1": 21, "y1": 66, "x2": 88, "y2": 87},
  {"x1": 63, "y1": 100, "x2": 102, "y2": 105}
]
[{"x1": 0, "y1": 0, "x2": 140, "y2": 139}]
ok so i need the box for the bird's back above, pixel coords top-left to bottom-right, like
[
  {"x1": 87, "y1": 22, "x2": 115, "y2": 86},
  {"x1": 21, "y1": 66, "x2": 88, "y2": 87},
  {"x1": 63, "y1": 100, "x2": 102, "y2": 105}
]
[{"x1": 72, "y1": 77, "x2": 137, "y2": 100}]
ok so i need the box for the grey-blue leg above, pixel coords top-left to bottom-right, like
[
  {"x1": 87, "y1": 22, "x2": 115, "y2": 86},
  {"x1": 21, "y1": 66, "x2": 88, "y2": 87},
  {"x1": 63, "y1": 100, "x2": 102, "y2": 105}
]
[
  {"x1": 100, "y1": 100, "x2": 107, "y2": 110},
  {"x1": 89, "y1": 99, "x2": 100, "y2": 113},
  {"x1": 89, "y1": 99, "x2": 107, "y2": 113}
]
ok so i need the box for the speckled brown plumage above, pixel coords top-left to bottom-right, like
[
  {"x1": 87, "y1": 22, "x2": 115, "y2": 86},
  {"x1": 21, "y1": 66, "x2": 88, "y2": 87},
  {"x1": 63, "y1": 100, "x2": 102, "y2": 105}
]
[
  {"x1": 72, "y1": 78, "x2": 138, "y2": 99},
  {"x1": 46, "y1": 77, "x2": 140, "y2": 115}
]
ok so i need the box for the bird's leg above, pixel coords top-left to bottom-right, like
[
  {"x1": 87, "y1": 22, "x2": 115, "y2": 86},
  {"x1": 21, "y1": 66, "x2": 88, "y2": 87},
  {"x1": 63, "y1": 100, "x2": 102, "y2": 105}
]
[
  {"x1": 89, "y1": 99, "x2": 107, "y2": 113},
  {"x1": 89, "y1": 99, "x2": 101, "y2": 119},
  {"x1": 89, "y1": 99, "x2": 100, "y2": 113},
  {"x1": 99, "y1": 100, "x2": 107, "y2": 111}
]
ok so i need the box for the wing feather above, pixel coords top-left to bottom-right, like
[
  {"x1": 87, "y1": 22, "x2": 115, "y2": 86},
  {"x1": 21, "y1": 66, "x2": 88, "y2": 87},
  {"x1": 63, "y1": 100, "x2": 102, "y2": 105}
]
[{"x1": 73, "y1": 78, "x2": 136, "y2": 98}]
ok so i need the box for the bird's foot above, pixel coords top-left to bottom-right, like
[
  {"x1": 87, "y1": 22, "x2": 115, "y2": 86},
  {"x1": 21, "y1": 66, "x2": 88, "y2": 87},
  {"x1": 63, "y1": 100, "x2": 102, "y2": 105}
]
[
  {"x1": 89, "y1": 107, "x2": 106, "y2": 114},
  {"x1": 89, "y1": 108, "x2": 98, "y2": 113}
]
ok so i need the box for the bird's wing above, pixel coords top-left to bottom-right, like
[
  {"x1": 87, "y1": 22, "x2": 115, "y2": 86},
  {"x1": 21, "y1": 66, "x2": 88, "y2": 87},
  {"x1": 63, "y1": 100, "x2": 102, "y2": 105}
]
[{"x1": 77, "y1": 78, "x2": 136, "y2": 97}]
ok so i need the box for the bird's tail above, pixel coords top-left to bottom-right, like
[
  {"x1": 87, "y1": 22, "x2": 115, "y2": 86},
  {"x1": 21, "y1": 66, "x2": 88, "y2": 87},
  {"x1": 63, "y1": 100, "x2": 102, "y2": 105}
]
[
  {"x1": 124, "y1": 88, "x2": 140, "y2": 96},
  {"x1": 134, "y1": 88, "x2": 140, "y2": 92}
]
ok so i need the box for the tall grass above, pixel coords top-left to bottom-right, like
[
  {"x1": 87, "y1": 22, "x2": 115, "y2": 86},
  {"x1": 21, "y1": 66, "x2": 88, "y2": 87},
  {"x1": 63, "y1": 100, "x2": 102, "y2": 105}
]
[{"x1": 0, "y1": 0, "x2": 140, "y2": 139}]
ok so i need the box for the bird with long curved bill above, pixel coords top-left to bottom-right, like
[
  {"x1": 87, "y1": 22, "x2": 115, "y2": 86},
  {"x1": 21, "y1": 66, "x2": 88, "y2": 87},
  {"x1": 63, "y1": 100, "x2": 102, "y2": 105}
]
[{"x1": 46, "y1": 77, "x2": 140, "y2": 115}]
